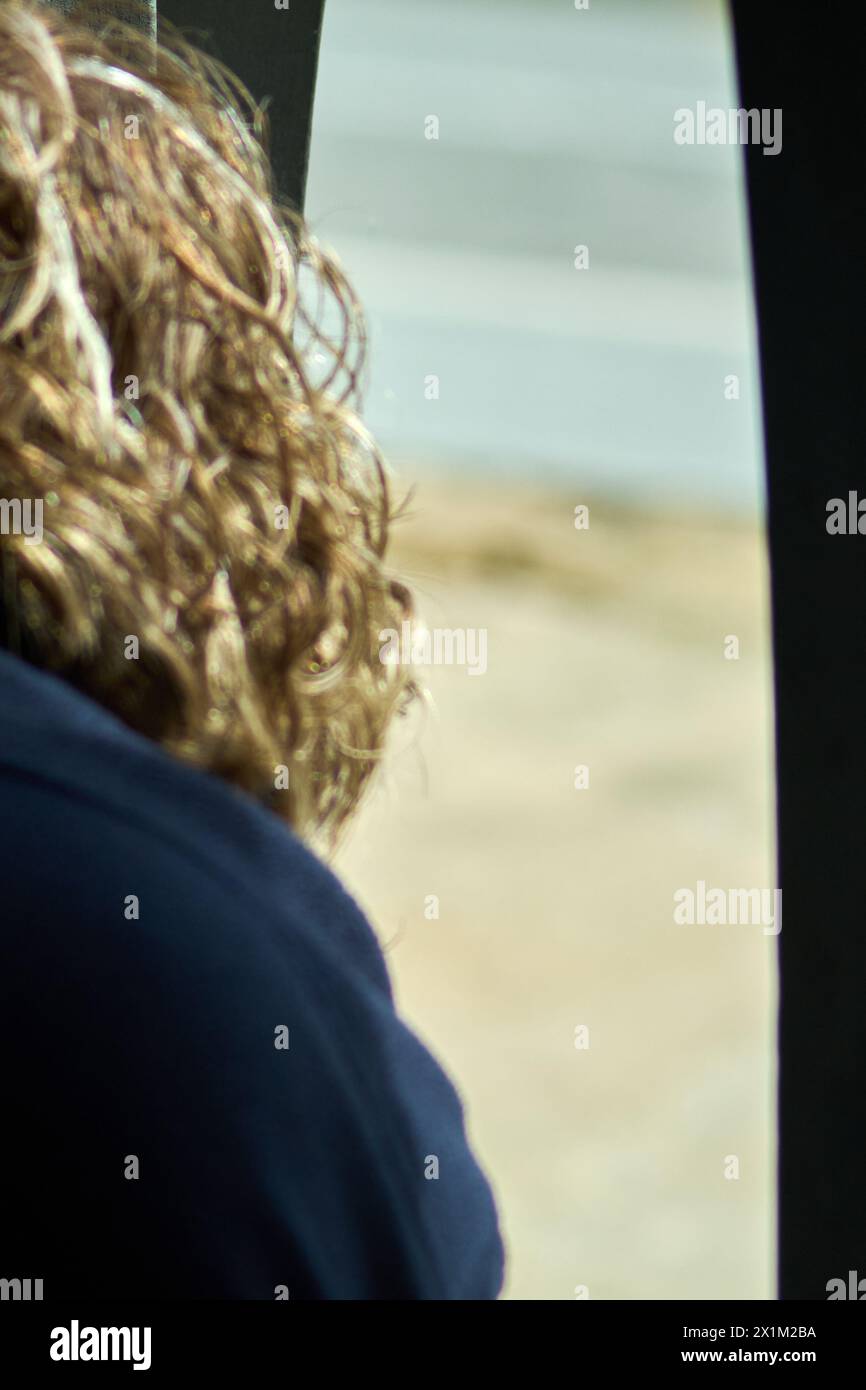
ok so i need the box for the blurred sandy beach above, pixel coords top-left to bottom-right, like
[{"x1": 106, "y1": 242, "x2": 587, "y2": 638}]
[
  {"x1": 335, "y1": 471, "x2": 775, "y2": 1300},
  {"x1": 310, "y1": 0, "x2": 773, "y2": 1302}
]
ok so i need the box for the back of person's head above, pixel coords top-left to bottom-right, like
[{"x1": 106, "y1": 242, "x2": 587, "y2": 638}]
[{"x1": 0, "y1": 0, "x2": 414, "y2": 846}]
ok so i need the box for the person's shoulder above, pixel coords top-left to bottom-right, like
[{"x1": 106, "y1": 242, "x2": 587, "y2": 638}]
[
  {"x1": 0, "y1": 652, "x2": 504, "y2": 1299},
  {"x1": 0, "y1": 648, "x2": 389, "y2": 995}
]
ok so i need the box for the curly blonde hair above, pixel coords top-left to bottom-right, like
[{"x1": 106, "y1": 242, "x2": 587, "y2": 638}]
[{"x1": 0, "y1": 0, "x2": 414, "y2": 846}]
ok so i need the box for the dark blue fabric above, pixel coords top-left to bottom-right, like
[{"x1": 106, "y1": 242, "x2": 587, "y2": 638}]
[{"x1": 0, "y1": 649, "x2": 503, "y2": 1299}]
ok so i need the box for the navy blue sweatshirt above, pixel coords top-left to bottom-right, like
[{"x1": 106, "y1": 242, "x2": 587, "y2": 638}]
[{"x1": 0, "y1": 648, "x2": 503, "y2": 1299}]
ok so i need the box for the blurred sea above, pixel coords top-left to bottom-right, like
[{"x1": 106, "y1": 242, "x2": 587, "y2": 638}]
[{"x1": 306, "y1": 0, "x2": 764, "y2": 515}]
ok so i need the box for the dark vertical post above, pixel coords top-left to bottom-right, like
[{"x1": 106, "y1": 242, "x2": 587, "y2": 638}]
[
  {"x1": 160, "y1": 0, "x2": 326, "y2": 211},
  {"x1": 731, "y1": 4, "x2": 866, "y2": 1300},
  {"x1": 44, "y1": 1, "x2": 157, "y2": 39}
]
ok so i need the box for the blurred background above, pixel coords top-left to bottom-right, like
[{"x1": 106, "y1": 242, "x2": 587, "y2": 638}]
[{"x1": 307, "y1": 0, "x2": 775, "y2": 1299}]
